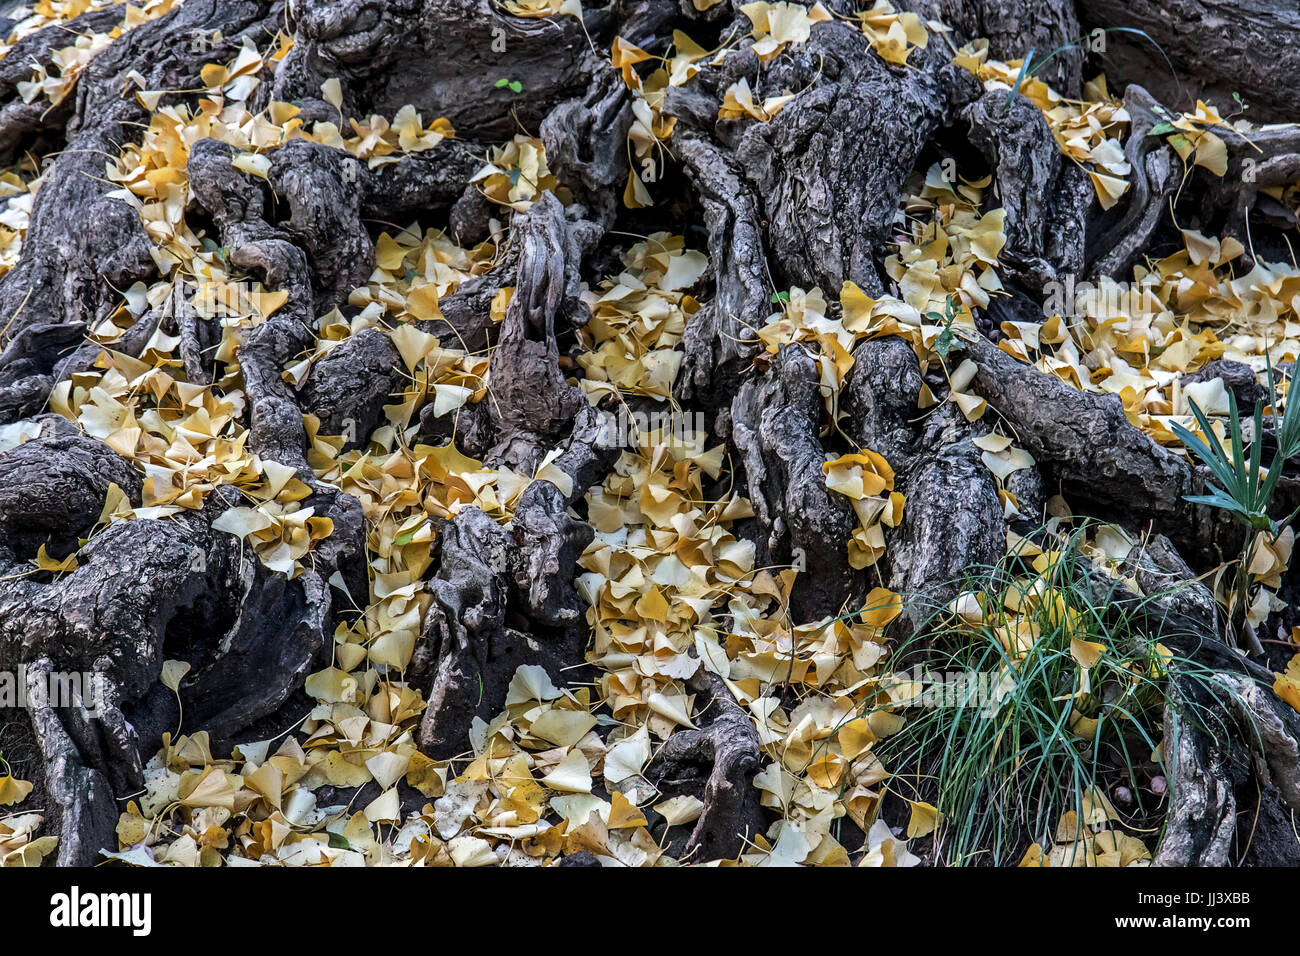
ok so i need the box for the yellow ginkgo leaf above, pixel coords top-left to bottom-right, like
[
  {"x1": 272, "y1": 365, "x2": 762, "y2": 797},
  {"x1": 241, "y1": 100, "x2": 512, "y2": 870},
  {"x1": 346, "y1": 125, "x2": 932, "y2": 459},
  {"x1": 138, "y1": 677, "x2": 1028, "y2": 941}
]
[
  {"x1": 33, "y1": 544, "x2": 77, "y2": 574},
  {"x1": 160, "y1": 659, "x2": 190, "y2": 693},
  {"x1": 607, "y1": 790, "x2": 648, "y2": 829},
  {"x1": 321, "y1": 77, "x2": 343, "y2": 111},
  {"x1": 539, "y1": 748, "x2": 593, "y2": 793},
  {"x1": 906, "y1": 800, "x2": 942, "y2": 838},
  {"x1": 0, "y1": 776, "x2": 34, "y2": 807},
  {"x1": 1274, "y1": 654, "x2": 1300, "y2": 714}
]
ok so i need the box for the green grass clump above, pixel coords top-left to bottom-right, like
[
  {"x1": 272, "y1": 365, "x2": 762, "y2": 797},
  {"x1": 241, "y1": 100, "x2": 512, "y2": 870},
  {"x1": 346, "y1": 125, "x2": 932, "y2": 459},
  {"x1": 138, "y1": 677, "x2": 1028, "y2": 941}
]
[{"x1": 865, "y1": 528, "x2": 1238, "y2": 865}]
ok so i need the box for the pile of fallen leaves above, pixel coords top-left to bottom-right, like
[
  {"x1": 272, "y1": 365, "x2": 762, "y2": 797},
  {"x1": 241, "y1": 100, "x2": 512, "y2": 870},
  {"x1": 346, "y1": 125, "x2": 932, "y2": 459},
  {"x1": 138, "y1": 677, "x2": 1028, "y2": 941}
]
[
  {"x1": 996, "y1": 226, "x2": 1300, "y2": 624},
  {"x1": 16, "y1": 23, "x2": 1081, "y2": 867},
  {"x1": 9, "y1": 0, "x2": 182, "y2": 106},
  {"x1": 1, "y1": 770, "x2": 55, "y2": 866},
  {"x1": 0, "y1": 164, "x2": 41, "y2": 279}
]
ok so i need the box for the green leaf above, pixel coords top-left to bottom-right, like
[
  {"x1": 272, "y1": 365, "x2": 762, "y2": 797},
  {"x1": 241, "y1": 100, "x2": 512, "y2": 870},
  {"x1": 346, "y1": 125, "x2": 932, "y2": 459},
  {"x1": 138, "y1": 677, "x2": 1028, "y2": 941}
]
[
  {"x1": 1177, "y1": 391, "x2": 1280, "y2": 530},
  {"x1": 1183, "y1": 492, "x2": 1250, "y2": 519},
  {"x1": 1224, "y1": 392, "x2": 1248, "y2": 500},
  {"x1": 327, "y1": 832, "x2": 351, "y2": 850},
  {"x1": 1261, "y1": 363, "x2": 1300, "y2": 510},
  {"x1": 1179, "y1": 400, "x2": 1245, "y2": 497},
  {"x1": 1147, "y1": 122, "x2": 1175, "y2": 137},
  {"x1": 494, "y1": 77, "x2": 509, "y2": 88},
  {"x1": 934, "y1": 329, "x2": 956, "y2": 361},
  {"x1": 1273, "y1": 371, "x2": 1300, "y2": 460},
  {"x1": 1171, "y1": 424, "x2": 1238, "y2": 502},
  {"x1": 1001, "y1": 47, "x2": 1035, "y2": 114},
  {"x1": 509, "y1": 81, "x2": 522, "y2": 93},
  {"x1": 1247, "y1": 400, "x2": 1264, "y2": 506}
]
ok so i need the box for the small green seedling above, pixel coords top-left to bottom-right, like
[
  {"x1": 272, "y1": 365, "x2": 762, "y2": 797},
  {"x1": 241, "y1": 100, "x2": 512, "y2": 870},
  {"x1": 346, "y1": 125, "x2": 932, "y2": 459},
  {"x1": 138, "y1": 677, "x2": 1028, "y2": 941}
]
[{"x1": 925, "y1": 294, "x2": 963, "y2": 362}]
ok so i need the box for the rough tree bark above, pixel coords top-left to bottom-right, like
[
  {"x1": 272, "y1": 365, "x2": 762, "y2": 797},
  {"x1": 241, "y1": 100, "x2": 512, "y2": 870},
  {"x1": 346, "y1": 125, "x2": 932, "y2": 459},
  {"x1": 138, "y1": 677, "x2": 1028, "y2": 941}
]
[{"x1": 1, "y1": 0, "x2": 1299, "y2": 867}]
